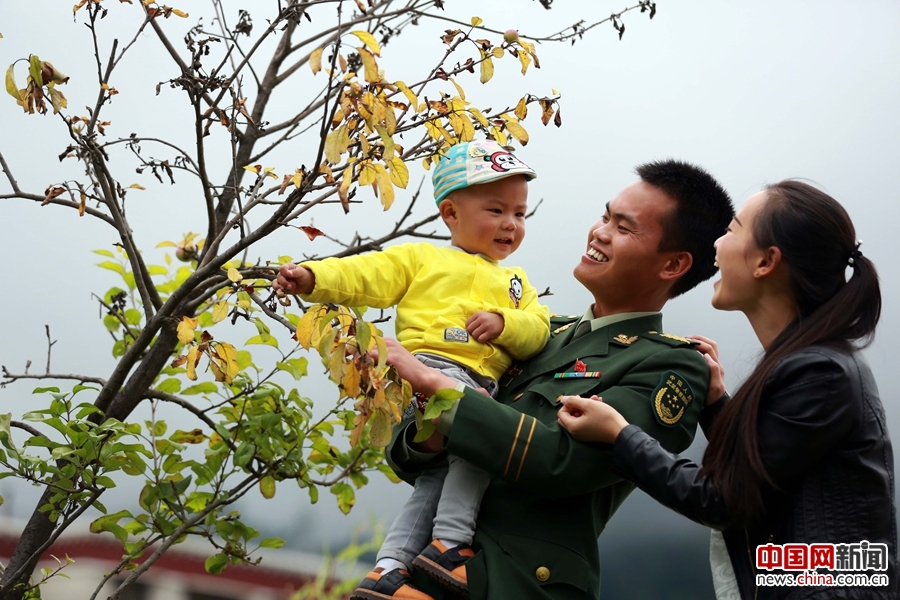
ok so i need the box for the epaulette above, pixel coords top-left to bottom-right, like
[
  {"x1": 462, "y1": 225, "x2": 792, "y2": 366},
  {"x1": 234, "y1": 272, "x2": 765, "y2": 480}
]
[
  {"x1": 549, "y1": 314, "x2": 579, "y2": 324},
  {"x1": 640, "y1": 331, "x2": 698, "y2": 348},
  {"x1": 550, "y1": 314, "x2": 579, "y2": 335}
]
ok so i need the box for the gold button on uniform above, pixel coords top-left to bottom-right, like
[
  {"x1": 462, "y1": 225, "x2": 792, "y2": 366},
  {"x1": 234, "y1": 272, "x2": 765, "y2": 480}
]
[
  {"x1": 512, "y1": 392, "x2": 524, "y2": 402},
  {"x1": 535, "y1": 566, "x2": 550, "y2": 582}
]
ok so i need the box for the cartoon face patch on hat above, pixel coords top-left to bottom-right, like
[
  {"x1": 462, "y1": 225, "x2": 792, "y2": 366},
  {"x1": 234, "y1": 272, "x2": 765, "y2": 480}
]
[{"x1": 432, "y1": 140, "x2": 536, "y2": 204}]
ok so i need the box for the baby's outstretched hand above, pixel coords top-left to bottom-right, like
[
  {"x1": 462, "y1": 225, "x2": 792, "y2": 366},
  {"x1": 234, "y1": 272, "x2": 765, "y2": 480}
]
[
  {"x1": 272, "y1": 263, "x2": 314, "y2": 295},
  {"x1": 466, "y1": 311, "x2": 504, "y2": 343}
]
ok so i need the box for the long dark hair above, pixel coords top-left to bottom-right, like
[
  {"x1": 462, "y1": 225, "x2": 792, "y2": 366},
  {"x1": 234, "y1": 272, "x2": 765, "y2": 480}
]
[{"x1": 700, "y1": 180, "x2": 881, "y2": 525}]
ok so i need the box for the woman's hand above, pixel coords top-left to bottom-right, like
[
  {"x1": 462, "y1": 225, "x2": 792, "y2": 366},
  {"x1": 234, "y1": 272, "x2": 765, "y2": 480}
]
[
  {"x1": 557, "y1": 395, "x2": 629, "y2": 444},
  {"x1": 686, "y1": 334, "x2": 727, "y2": 405}
]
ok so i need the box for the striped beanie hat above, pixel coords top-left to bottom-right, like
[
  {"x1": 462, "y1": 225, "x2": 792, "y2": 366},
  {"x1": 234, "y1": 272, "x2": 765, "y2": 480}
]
[{"x1": 432, "y1": 140, "x2": 536, "y2": 204}]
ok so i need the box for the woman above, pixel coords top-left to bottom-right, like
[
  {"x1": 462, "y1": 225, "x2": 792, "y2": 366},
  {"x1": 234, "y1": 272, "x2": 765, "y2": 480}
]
[{"x1": 558, "y1": 180, "x2": 898, "y2": 599}]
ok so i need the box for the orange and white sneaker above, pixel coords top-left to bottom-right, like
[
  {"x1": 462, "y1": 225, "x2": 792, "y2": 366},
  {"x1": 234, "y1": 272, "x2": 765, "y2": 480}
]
[
  {"x1": 350, "y1": 567, "x2": 434, "y2": 600},
  {"x1": 412, "y1": 540, "x2": 474, "y2": 598}
]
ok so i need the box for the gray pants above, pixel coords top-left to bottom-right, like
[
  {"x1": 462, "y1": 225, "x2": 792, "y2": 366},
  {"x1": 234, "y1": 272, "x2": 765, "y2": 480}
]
[{"x1": 377, "y1": 354, "x2": 497, "y2": 566}]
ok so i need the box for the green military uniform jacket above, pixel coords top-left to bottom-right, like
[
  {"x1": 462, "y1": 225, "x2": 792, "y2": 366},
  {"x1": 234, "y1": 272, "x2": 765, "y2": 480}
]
[{"x1": 387, "y1": 312, "x2": 709, "y2": 600}]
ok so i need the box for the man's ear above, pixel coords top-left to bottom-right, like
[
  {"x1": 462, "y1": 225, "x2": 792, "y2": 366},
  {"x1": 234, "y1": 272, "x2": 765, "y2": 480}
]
[
  {"x1": 439, "y1": 198, "x2": 459, "y2": 225},
  {"x1": 659, "y1": 251, "x2": 693, "y2": 282},
  {"x1": 752, "y1": 246, "x2": 783, "y2": 279}
]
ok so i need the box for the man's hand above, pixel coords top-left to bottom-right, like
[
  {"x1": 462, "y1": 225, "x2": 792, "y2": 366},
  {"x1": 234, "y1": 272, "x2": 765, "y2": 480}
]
[
  {"x1": 272, "y1": 263, "x2": 315, "y2": 295},
  {"x1": 466, "y1": 311, "x2": 504, "y2": 343},
  {"x1": 686, "y1": 334, "x2": 727, "y2": 405},
  {"x1": 557, "y1": 395, "x2": 629, "y2": 444}
]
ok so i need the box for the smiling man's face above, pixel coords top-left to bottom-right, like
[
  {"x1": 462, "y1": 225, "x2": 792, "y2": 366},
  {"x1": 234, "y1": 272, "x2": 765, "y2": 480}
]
[{"x1": 574, "y1": 180, "x2": 679, "y2": 316}]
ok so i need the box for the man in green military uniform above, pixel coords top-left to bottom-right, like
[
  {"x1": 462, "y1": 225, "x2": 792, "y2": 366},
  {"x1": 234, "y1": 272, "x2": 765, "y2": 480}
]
[{"x1": 373, "y1": 160, "x2": 734, "y2": 600}]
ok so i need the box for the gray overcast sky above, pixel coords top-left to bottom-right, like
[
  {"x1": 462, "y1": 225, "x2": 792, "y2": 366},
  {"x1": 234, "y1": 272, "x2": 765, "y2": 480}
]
[{"x1": 1, "y1": 0, "x2": 899, "y2": 559}]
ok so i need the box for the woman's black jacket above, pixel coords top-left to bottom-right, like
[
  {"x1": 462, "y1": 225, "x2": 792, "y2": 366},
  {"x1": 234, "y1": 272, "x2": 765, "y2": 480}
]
[{"x1": 611, "y1": 346, "x2": 898, "y2": 599}]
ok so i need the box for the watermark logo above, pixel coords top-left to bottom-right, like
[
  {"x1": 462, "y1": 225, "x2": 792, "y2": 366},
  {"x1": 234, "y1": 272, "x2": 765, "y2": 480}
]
[
  {"x1": 757, "y1": 541, "x2": 888, "y2": 572},
  {"x1": 755, "y1": 541, "x2": 890, "y2": 588}
]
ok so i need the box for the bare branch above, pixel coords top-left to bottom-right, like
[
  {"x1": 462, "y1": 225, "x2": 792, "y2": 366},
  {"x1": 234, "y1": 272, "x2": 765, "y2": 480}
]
[
  {"x1": 10, "y1": 421, "x2": 43, "y2": 438},
  {"x1": 44, "y1": 325, "x2": 56, "y2": 374}
]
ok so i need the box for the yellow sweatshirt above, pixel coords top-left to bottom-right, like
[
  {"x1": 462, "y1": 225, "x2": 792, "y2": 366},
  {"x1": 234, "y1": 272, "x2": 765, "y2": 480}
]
[{"x1": 301, "y1": 243, "x2": 549, "y2": 381}]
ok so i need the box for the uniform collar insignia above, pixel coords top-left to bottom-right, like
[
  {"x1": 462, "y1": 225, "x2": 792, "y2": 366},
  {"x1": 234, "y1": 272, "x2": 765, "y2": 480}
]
[{"x1": 613, "y1": 334, "x2": 639, "y2": 345}]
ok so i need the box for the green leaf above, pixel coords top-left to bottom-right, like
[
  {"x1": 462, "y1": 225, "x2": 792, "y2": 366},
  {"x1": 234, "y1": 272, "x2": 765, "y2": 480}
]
[
  {"x1": 205, "y1": 553, "x2": 228, "y2": 575},
  {"x1": 95, "y1": 475, "x2": 117, "y2": 489},
  {"x1": 412, "y1": 419, "x2": 436, "y2": 443},
  {"x1": 89, "y1": 509, "x2": 133, "y2": 543},
  {"x1": 32, "y1": 387, "x2": 61, "y2": 394},
  {"x1": 308, "y1": 484, "x2": 319, "y2": 504},
  {"x1": 245, "y1": 334, "x2": 278, "y2": 348},
  {"x1": 422, "y1": 388, "x2": 463, "y2": 420},
  {"x1": 182, "y1": 382, "x2": 218, "y2": 395},
  {"x1": 103, "y1": 314, "x2": 121, "y2": 332},
  {"x1": 233, "y1": 442, "x2": 256, "y2": 468},
  {"x1": 94, "y1": 249, "x2": 115, "y2": 257},
  {"x1": 275, "y1": 357, "x2": 308, "y2": 381},
  {"x1": 259, "y1": 537, "x2": 285, "y2": 549},
  {"x1": 331, "y1": 482, "x2": 355, "y2": 515},
  {"x1": 29, "y1": 55, "x2": 43, "y2": 87},
  {"x1": 125, "y1": 308, "x2": 142, "y2": 325},
  {"x1": 155, "y1": 378, "x2": 182, "y2": 394},
  {"x1": 376, "y1": 463, "x2": 402, "y2": 484},
  {"x1": 97, "y1": 261, "x2": 125, "y2": 274}
]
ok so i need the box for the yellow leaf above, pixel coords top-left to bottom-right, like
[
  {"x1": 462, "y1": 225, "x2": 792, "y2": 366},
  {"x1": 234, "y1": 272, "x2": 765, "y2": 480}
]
[
  {"x1": 323, "y1": 124, "x2": 349, "y2": 164},
  {"x1": 368, "y1": 409, "x2": 392, "y2": 447},
  {"x1": 358, "y1": 47, "x2": 379, "y2": 83},
  {"x1": 470, "y1": 16, "x2": 483, "y2": 27},
  {"x1": 226, "y1": 268, "x2": 242, "y2": 283},
  {"x1": 6, "y1": 64, "x2": 19, "y2": 100},
  {"x1": 505, "y1": 120, "x2": 529, "y2": 145},
  {"x1": 373, "y1": 163, "x2": 394, "y2": 210},
  {"x1": 479, "y1": 55, "x2": 494, "y2": 84},
  {"x1": 129, "y1": 183, "x2": 146, "y2": 190},
  {"x1": 291, "y1": 171, "x2": 303, "y2": 188},
  {"x1": 518, "y1": 51, "x2": 532, "y2": 75},
  {"x1": 450, "y1": 77, "x2": 467, "y2": 102},
  {"x1": 260, "y1": 476, "x2": 276, "y2": 499},
  {"x1": 242, "y1": 164, "x2": 260, "y2": 174},
  {"x1": 211, "y1": 301, "x2": 229, "y2": 324},
  {"x1": 294, "y1": 307, "x2": 318, "y2": 350},
  {"x1": 214, "y1": 342, "x2": 240, "y2": 384},
  {"x1": 342, "y1": 363, "x2": 361, "y2": 397},
  {"x1": 372, "y1": 386, "x2": 387, "y2": 409},
  {"x1": 310, "y1": 47, "x2": 324, "y2": 75},
  {"x1": 468, "y1": 107, "x2": 489, "y2": 127},
  {"x1": 349, "y1": 30, "x2": 381, "y2": 56},
  {"x1": 387, "y1": 157, "x2": 409, "y2": 188},
  {"x1": 490, "y1": 125, "x2": 509, "y2": 146},
  {"x1": 355, "y1": 160, "x2": 373, "y2": 187},
  {"x1": 375, "y1": 126, "x2": 395, "y2": 160},
  {"x1": 186, "y1": 346, "x2": 200, "y2": 381},
  {"x1": 177, "y1": 317, "x2": 198, "y2": 345},
  {"x1": 395, "y1": 80, "x2": 417, "y2": 109},
  {"x1": 514, "y1": 97, "x2": 528, "y2": 120},
  {"x1": 328, "y1": 341, "x2": 347, "y2": 384},
  {"x1": 172, "y1": 8, "x2": 188, "y2": 17},
  {"x1": 552, "y1": 88, "x2": 560, "y2": 95},
  {"x1": 492, "y1": 47, "x2": 504, "y2": 58}
]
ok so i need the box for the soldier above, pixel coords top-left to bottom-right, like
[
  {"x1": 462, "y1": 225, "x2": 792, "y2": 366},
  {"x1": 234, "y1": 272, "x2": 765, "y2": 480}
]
[{"x1": 369, "y1": 160, "x2": 734, "y2": 600}]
